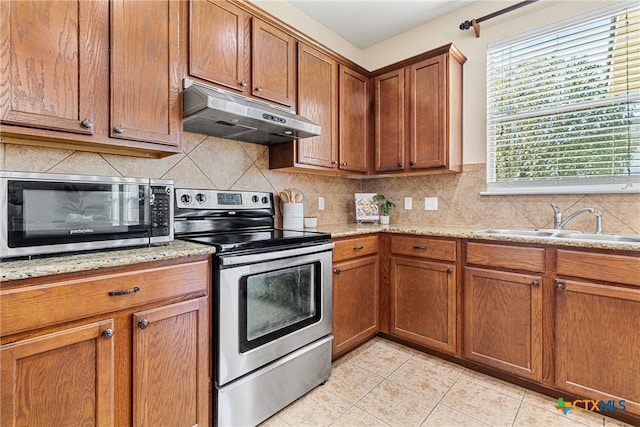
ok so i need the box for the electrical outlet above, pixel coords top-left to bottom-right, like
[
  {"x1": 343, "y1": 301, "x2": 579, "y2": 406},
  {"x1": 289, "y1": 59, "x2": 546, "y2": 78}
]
[
  {"x1": 424, "y1": 197, "x2": 438, "y2": 211},
  {"x1": 404, "y1": 197, "x2": 412, "y2": 210},
  {"x1": 318, "y1": 196, "x2": 325, "y2": 211}
]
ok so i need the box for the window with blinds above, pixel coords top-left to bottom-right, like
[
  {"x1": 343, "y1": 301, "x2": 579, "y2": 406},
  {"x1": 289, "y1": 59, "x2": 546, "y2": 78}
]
[{"x1": 486, "y1": 1, "x2": 639, "y2": 194}]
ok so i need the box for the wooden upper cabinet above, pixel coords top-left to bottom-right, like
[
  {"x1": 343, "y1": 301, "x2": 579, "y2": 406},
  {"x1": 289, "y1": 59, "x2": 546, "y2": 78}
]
[
  {"x1": 374, "y1": 44, "x2": 465, "y2": 175},
  {"x1": 0, "y1": 0, "x2": 108, "y2": 135},
  {"x1": 189, "y1": 0, "x2": 251, "y2": 94},
  {"x1": 110, "y1": 0, "x2": 181, "y2": 147},
  {"x1": 407, "y1": 55, "x2": 446, "y2": 169},
  {"x1": 296, "y1": 43, "x2": 338, "y2": 169},
  {"x1": 252, "y1": 18, "x2": 296, "y2": 108},
  {"x1": 269, "y1": 61, "x2": 371, "y2": 175},
  {"x1": 0, "y1": 0, "x2": 182, "y2": 156},
  {"x1": 374, "y1": 68, "x2": 405, "y2": 173},
  {"x1": 188, "y1": 4, "x2": 295, "y2": 109},
  {"x1": 339, "y1": 65, "x2": 370, "y2": 173}
]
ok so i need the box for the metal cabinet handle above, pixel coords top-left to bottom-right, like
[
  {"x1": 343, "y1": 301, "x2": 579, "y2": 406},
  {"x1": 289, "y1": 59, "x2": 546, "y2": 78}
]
[
  {"x1": 108, "y1": 286, "x2": 140, "y2": 296},
  {"x1": 447, "y1": 268, "x2": 454, "y2": 274},
  {"x1": 138, "y1": 319, "x2": 149, "y2": 329},
  {"x1": 341, "y1": 162, "x2": 348, "y2": 167},
  {"x1": 556, "y1": 281, "x2": 566, "y2": 291},
  {"x1": 397, "y1": 162, "x2": 403, "y2": 168},
  {"x1": 409, "y1": 161, "x2": 415, "y2": 167},
  {"x1": 81, "y1": 118, "x2": 94, "y2": 129},
  {"x1": 255, "y1": 85, "x2": 263, "y2": 92},
  {"x1": 532, "y1": 280, "x2": 540, "y2": 288},
  {"x1": 353, "y1": 246, "x2": 364, "y2": 251},
  {"x1": 413, "y1": 246, "x2": 427, "y2": 250},
  {"x1": 331, "y1": 160, "x2": 339, "y2": 165},
  {"x1": 240, "y1": 79, "x2": 248, "y2": 87},
  {"x1": 333, "y1": 268, "x2": 341, "y2": 275},
  {"x1": 114, "y1": 125, "x2": 125, "y2": 134},
  {"x1": 101, "y1": 328, "x2": 115, "y2": 339}
]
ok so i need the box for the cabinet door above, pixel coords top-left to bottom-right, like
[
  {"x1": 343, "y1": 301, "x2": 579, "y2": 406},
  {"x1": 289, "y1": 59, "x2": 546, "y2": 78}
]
[
  {"x1": 132, "y1": 297, "x2": 209, "y2": 427},
  {"x1": 110, "y1": 0, "x2": 181, "y2": 146},
  {"x1": 407, "y1": 55, "x2": 446, "y2": 169},
  {"x1": 374, "y1": 69, "x2": 405, "y2": 172},
  {"x1": 252, "y1": 18, "x2": 296, "y2": 108},
  {"x1": 297, "y1": 43, "x2": 338, "y2": 169},
  {"x1": 463, "y1": 267, "x2": 542, "y2": 381},
  {"x1": 189, "y1": 0, "x2": 250, "y2": 94},
  {"x1": 339, "y1": 65, "x2": 370, "y2": 173},
  {"x1": 1, "y1": 320, "x2": 115, "y2": 426},
  {"x1": 333, "y1": 255, "x2": 379, "y2": 358},
  {"x1": 390, "y1": 257, "x2": 456, "y2": 354},
  {"x1": 555, "y1": 279, "x2": 640, "y2": 416},
  {"x1": 0, "y1": 0, "x2": 106, "y2": 135}
]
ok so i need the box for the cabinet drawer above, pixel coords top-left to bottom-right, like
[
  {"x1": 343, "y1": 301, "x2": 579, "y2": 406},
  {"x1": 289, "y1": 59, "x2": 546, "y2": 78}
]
[
  {"x1": 557, "y1": 250, "x2": 639, "y2": 286},
  {"x1": 333, "y1": 235, "x2": 379, "y2": 262},
  {"x1": 1, "y1": 258, "x2": 210, "y2": 336},
  {"x1": 390, "y1": 235, "x2": 456, "y2": 262},
  {"x1": 466, "y1": 242, "x2": 545, "y2": 273}
]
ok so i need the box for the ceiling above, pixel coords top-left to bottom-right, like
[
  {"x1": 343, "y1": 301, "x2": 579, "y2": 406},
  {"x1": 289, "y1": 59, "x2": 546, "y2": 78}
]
[{"x1": 286, "y1": 0, "x2": 476, "y2": 49}]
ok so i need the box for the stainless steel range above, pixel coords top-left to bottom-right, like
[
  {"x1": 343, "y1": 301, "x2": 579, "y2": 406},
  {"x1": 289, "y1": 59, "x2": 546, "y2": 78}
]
[{"x1": 174, "y1": 188, "x2": 334, "y2": 427}]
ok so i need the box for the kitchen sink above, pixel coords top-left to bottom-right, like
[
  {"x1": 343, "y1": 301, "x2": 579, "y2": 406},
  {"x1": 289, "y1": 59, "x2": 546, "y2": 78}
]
[
  {"x1": 474, "y1": 228, "x2": 640, "y2": 244},
  {"x1": 475, "y1": 228, "x2": 558, "y2": 238},
  {"x1": 552, "y1": 231, "x2": 640, "y2": 243}
]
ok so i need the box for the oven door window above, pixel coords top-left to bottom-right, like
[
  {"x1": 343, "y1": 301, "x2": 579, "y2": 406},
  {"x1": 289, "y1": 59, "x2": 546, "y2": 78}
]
[{"x1": 239, "y1": 262, "x2": 321, "y2": 353}]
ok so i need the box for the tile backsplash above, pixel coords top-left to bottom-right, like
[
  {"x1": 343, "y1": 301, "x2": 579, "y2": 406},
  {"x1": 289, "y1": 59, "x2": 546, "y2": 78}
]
[{"x1": 2, "y1": 136, "x2": 638, "y2": 234}]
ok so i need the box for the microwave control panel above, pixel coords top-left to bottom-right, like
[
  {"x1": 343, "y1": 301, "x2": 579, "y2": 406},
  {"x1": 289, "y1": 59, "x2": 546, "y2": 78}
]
[{"x1": 150, "y1": 185, "x2": 172, "y2": 237}]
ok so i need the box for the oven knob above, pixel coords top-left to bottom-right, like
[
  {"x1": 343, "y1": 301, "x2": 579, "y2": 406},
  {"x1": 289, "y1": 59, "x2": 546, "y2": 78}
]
[
  {"x1": 195, "y1": 193, "x2": 206, "y2": 203},
  {"x1": 261, "y1": 196, "x2": 268, "y2": 204},
  {"x1": 251, "y1": 195, "x2": 259, "y2": 203},
  {"x1": 180, "y1": 194, "x2": 192, "y2": 204}
]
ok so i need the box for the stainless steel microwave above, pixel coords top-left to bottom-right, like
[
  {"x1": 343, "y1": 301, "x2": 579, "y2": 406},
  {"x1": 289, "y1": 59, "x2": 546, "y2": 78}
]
[{"x1": 1, "y1": 172, "x2": 174, "y2": 259}]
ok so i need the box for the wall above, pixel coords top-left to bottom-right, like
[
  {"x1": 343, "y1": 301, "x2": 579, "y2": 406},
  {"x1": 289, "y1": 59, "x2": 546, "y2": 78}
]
[{"x1": 2, "y1": 0, "x2": 638, "y2": 234}]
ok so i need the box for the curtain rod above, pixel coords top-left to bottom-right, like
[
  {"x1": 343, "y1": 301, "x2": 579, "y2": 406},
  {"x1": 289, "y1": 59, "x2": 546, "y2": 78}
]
[{"x1": 459, "y1": 0, "x2": 539, "y2": 38}]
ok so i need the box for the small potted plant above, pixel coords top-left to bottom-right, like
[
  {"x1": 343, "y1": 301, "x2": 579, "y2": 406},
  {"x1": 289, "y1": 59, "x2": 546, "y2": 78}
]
[{"x1": 372, "y1": 194, "x2": 396, "y2": 225}]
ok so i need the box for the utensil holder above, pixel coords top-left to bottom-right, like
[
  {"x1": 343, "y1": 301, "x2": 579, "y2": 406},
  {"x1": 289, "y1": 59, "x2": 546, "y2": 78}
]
[{"x1": 282, "y1": 203, "x2": 304, "y2": 230}]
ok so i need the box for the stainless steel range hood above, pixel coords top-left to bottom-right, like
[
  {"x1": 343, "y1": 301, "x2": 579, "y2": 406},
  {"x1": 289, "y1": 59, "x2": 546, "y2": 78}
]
[{"x1": 182, "y1": 79, "x2": 321, "y2": 145}]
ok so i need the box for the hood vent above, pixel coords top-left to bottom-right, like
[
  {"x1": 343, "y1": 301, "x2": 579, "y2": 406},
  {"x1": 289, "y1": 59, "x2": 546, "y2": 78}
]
[{"x1": 182, "y1": 79, "x2": 321, "y2": 145}]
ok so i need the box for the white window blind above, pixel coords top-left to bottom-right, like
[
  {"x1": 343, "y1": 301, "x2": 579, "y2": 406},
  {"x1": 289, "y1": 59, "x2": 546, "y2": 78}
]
[{"x1": 486, "y1": 1, "x2": 640, "y2": 194}]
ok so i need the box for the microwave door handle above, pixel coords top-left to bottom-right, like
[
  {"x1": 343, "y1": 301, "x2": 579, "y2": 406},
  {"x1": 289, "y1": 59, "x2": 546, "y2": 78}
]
[{"x1": 219, "y1": 242, "x2": 335, "y2": 266}]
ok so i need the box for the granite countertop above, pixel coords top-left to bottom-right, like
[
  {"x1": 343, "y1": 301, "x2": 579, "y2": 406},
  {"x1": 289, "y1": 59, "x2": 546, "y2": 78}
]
[
  {"x1": 3, "y1": 224, "x2": 638, "y2": 283},
  {"x1": 320, "y1": 223, "x2": 640, "y2": 252},
  {"x1": 1, "y1": 240, "x2": 216, "y2": 283}
]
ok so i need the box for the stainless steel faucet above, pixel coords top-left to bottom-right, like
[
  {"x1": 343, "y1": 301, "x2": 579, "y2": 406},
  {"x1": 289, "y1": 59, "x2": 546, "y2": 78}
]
[{"x1": 550, "y1": 203, "x2": 602, "y2": 233}]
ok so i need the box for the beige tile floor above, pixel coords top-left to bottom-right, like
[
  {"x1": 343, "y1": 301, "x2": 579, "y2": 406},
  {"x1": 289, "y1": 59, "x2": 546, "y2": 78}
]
[{"x1": 262, "y1": 337, "x2": 634, "y2": 427}]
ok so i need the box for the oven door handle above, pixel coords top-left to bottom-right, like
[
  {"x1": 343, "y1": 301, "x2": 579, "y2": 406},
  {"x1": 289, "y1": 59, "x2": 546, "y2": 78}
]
[{"x1": 219, "y1": 242, "x2": 335, "y2": 266}]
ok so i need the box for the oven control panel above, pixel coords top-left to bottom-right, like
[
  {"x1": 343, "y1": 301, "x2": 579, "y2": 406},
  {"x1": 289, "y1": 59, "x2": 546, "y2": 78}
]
[{"x1": 175, "y1": 189, "x2": 272, "y2": 210}]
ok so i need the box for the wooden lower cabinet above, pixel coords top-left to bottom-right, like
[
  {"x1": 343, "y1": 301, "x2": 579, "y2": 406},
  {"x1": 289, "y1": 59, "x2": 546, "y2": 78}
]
[
  {"x1": 1, "y1": 319, "x2": 116, "y2": 426},
  {"x1": 0, "y1": 256, "x2": 211, "y2": 427},
  {"x1": 132, "y1": 298, "x2": 209, "y2": 427},
  {"x1": 390, "y1": 257, "x2": 456, "y2": 354},
  {"x1": 332, "y1": 255, "x2": 379, "y2": 358},
  {"x1": 332, "y1": 235, "x2": 379, "y2": 358},
  {"x1": 555, "y1": 279, "x2": 640, "y2": 417},
  {"x1": 463, "y1": 267, "x2": 543, "y2": 381}
]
